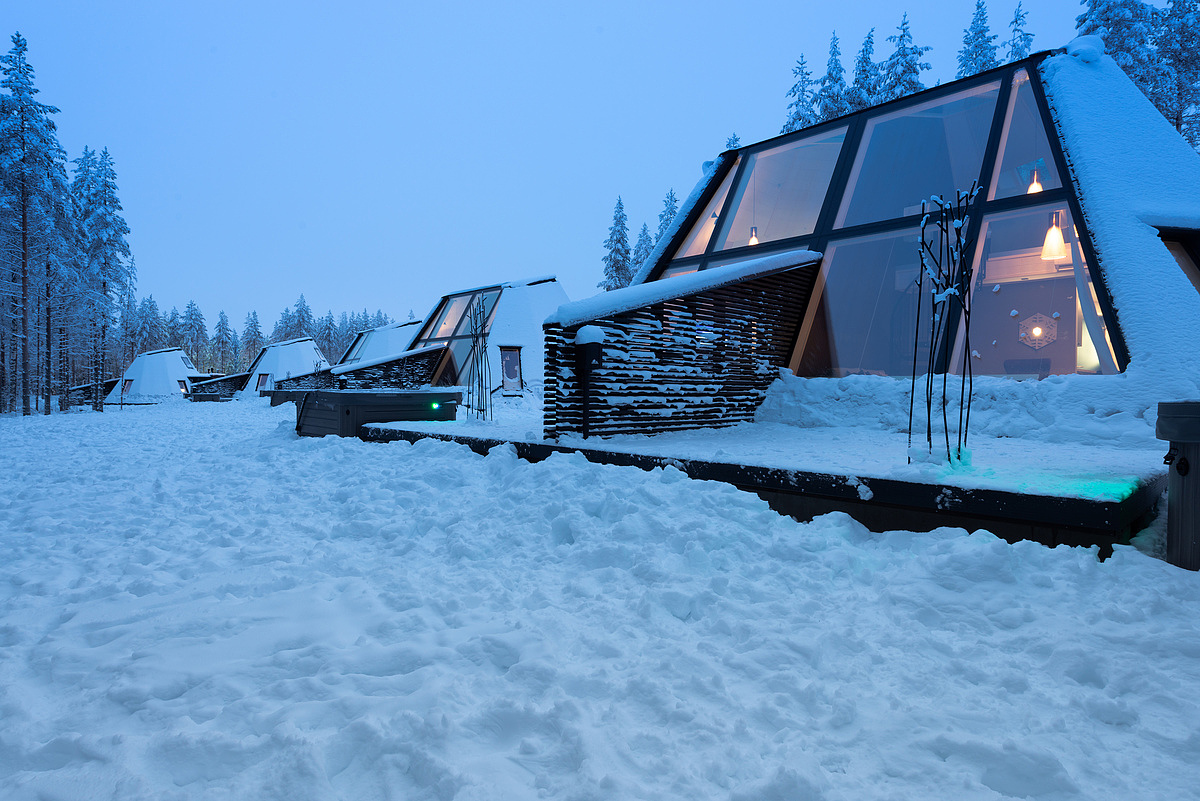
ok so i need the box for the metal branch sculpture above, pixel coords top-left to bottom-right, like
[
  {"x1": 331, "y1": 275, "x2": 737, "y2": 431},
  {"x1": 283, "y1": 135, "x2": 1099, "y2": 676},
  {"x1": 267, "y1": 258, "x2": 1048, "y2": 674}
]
[
  {"x1": 908, "y1": 183, "x2": 980, "y2": 464},
  {"x1": 464, "y1": 299, "x2": 491, "y2": 421}
]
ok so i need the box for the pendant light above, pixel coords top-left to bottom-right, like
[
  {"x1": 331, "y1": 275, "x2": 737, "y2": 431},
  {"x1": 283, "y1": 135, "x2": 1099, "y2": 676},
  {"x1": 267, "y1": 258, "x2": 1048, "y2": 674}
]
[
  {"x1": 1027, "y1": 169, "x2": 1043, "y2": 194},
  {"x1": 1041, "y1": 211, "x2": 1067, "y2": 261}
]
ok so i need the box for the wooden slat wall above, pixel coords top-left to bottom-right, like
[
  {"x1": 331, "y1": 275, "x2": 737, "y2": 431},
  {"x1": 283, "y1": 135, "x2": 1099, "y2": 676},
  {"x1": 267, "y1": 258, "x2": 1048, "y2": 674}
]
[
  {"x1": 273, "y1": 347, "x2": 445, "y2": 393},
  {"x1": 544, "y1": 266, "x2": 816, "y2": 439}
]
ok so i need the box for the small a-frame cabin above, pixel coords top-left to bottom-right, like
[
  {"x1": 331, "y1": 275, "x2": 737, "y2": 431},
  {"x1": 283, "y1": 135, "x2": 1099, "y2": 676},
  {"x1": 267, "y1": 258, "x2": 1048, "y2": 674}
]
[
  {"x1": 190, "y1": 337, "x2": 329, "y2": 400},
  {"x1": 543, "y1": 39, "x2": 1200, "y2": 439},
  {"x1": 105, "y1": 348, "x2": 210, "y2": 403}
]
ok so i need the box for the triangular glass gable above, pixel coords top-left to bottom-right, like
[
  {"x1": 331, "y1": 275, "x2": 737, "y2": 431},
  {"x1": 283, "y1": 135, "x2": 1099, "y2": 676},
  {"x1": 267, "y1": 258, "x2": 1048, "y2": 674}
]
[
  {"x1": 671, "y1": 159, "x2": 739, "y2": 259},
  {"x1": 989, "y1": 69, "x2": 1063, "y2": 200}
]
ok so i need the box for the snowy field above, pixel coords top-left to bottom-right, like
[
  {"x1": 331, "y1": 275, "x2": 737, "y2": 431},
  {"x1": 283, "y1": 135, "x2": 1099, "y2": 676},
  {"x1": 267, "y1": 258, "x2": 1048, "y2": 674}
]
[{"x1": 2, "y1": 399, "x2": 1199, "y2": 800}]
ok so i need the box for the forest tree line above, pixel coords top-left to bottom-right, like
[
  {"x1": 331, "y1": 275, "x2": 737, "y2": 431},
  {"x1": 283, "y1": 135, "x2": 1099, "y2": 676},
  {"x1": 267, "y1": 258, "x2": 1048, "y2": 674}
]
[{"x1": 0, "y1": 32, "x2": 395, "y2": 414}]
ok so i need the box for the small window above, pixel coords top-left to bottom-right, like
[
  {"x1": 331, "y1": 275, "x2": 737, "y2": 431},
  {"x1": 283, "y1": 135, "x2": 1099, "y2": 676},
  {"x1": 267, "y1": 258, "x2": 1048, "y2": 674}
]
[
  {"x1": 500, "y1": 346, "x2": 523, "y2": 394},
  {"x1": 256, "y1": 374, "x2": 271, "y2": 391},
  {"x1": 181, "y1": 355, "x2": 195, "y2": 369},
  {"x1": 122, "y1": 379, "x2": 134, "y2": 394},
  {"x1": 178, "y1": 380, "x2": 189, "y2": 394},
  {"x1": 988, "y1": 69, "x2": 1063, "y2": 200}
]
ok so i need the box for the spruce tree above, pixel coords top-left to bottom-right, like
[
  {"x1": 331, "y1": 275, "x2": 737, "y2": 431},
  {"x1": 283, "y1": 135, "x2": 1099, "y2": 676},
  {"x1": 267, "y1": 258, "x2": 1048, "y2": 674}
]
[
  {"x1": 136, "y1": 296, "x2": 165, "y2": 353},
  {"x1": 655, "y1": 189, "x2": 678, "y2": 245},
  {"x1": 1155, "y1": 0, "x2": 1200, "y2": 144},
  {"x1": 292, "y1": 294, "x2": 314, "y2": 339},
  {"x1": 782, "y1": 54, "x2": 819, "y2": 133},
  {"x1": 846, "y1": 29, "x2": 882, "y2": 112},
  {"x1": 815, "y1": 33, "x2": 851, "y2": 122},
  {"x1": 1004, "y1": 2, "x2": 1035, "y2": 61},
  {"x1": 211, "y1": 310, "x2": 238, "y2": 374},
  {"x1": 630, "y1": 223, "x2": 654, "y2": 277},
  {"x1": 599, "y1": 197, "x2": 631, "y2": 291},
  {"x1": 242, "y1": 311, "x2": 264, "y2": 364},
  {"x1": 165, "y1": 307, "x2": 182, "y2": 348},
  {"x1": 181, "y1": 300, "x2": 207, "y2": 366},
  {"x1": 316, "y1": 311, "x2": 338, "y2": 360},
  {"x1": 270, "y1": 307, "x2": 296, "y2": 343},
  {"x1": 880, "y1": 14, "x2": 932, "y2": 103},
  {"x1": 1076, "y1": 0, "x2": 1162, "y2": 112},
  {"x1": 957, "y1": 0, "x2": 999, "y2": 78},
  {"x1": 0, "y1": 32, "x2": 71, "y2": 415}
]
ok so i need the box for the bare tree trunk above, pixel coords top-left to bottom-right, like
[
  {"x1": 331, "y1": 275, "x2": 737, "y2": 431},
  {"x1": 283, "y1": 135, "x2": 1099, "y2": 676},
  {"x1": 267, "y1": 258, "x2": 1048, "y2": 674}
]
[
  {"x1": 44, "y1": 260, "x2": 51, "y2": 415},
  {"x1": 21, "y1": 160, "x2": 31, "y2": 416}
]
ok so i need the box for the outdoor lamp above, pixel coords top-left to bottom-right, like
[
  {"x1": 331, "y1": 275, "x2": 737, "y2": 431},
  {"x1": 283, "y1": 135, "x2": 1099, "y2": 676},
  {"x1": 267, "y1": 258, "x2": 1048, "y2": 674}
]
[{"x1": 1041, "y1": 211, "x2": 1067, "y2": 261}]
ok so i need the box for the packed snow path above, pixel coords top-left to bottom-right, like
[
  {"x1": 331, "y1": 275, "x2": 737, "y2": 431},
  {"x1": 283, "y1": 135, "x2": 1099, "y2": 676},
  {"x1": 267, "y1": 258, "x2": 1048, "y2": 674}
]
[{"x1": 1, "y1": 400, "x2": 1198, "y2": 800}]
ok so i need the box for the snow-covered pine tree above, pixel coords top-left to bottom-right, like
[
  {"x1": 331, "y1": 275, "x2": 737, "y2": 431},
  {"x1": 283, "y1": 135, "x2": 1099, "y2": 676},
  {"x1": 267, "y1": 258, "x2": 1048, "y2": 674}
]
[
  {"x1": 725, "y1": 133, "x2": 740, "y2": 149},
  {"x1": 270, "y1": 307, "x2": 295, "y2": 343},
  {"x1": 136, "y1": 296, "x2": 165, "y2": 352},
  {"x1": 957, "y1": 0, "x2": 999, "y2": 78},
  {"x1": 115, "y1": 288, "x2": 138, "y2": 366},
  {"x1": 181, "y1": 300, "x2": 207, "y2": 367},
  {"x1": 599, "y1": 197, "x2": 631, "y2": 291},
  {"x1": 211, "y1": 310, "x2": 238, "y2": 374},
  {"x1": 655, "y1": 189, "x2": 678, "y2": 245},
  {"x1": 815, "y1": 32, "x2": 851, "y2": 122},
  {"x1": 845, "y1": 29, "x2": 882, "y2": 112},
  {"x1": 630, "y1": 223, "x2": 654, "y2": 277},
  {"x1": 1004, "y1": 2, "x2": 1034, "y2": 62},
  {"x1": 0, "y1": 32, "x2": 72, "y2": 415},
  {"x1": 165, "y1": 307, "x2": 183, "y2": 348},
  {"x1": 1076, "y1": 0, "x2": 1163, "y2": 114},
  {"x1": 79, "y1": 147, "x2": 131, "y2": 409},
  {"x1": 292, "y1": 294, "x2": 314, "y2": 339},
  {"x1": 315, "y1": 311, "x2": 338, "y2": 360},
  {"x1": 782, "y1": 54, "x2": 819, "y2": 133},
  {"x1": 241, "y1": 311, "x2": 264, "y2": 364},
  {"x1": 1154, "y1": 0, "x2": 1200, "y2": 145},
  {"x1": 880, "y1": 13, "x2": 933, "y2": 103}
]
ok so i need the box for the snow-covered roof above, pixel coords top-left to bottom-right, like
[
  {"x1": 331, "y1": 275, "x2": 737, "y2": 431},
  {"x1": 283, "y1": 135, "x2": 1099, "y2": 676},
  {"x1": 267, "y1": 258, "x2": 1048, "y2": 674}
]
[
  {"x1": 550, "y1": 251, "x2": 820, "y2": 329},
  {"x1": 336, "y1": 320, "x2": 424, "y2": 366},
  {"x1": 105, "y1": 348, "x2": 205, "y2": 402},
  {"x1": 1038, "y1": 37, "x2": 1200, "y2": 399},
  {"x1": 243, "y1": 338, "x2": 329, "y2": 389},
  {"x1": 629, "y1": 156, "x2": 728, "y2": 286}
]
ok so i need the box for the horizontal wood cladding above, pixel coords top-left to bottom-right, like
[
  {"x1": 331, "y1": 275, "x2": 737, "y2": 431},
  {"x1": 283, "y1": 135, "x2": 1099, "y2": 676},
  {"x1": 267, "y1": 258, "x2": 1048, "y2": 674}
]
[
  {"x1": 274, "y1": 347, "x2": 446, "y2": 393},
  {"x1": 190, "y1": 373, "x2": 248, "y2": 399},
  {"x1": 545, "y1": 266, "x2": 816, "y2": 438}
]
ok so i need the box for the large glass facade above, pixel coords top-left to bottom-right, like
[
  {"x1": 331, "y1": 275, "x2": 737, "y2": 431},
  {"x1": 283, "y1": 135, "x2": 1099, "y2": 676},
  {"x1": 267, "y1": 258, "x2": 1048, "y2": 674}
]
[
  {"x1": 835, "y1": 82, "x2": 1001, "y2": 228},
  {"x1": 646, "y1": 61, "x2": 1126, "y2": 377},
  {"x1": 412, "y1": 287, "x2": 503, "y2": 383},
  {"x1": 715, "y1": 128, "x2": 846, "y2": 250}
]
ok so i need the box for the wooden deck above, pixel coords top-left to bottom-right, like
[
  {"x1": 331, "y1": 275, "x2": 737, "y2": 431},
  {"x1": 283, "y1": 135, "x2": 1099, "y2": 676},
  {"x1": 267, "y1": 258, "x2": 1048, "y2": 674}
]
[{"x1": 360, "y1": 425, "x2": 1163, "y2": 552}]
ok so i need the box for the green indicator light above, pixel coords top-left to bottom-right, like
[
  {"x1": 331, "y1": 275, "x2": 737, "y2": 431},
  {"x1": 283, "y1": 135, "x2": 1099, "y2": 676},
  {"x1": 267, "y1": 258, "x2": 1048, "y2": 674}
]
[{"x1": 431, "y1": 402, "x2": 440, "y2": 409}]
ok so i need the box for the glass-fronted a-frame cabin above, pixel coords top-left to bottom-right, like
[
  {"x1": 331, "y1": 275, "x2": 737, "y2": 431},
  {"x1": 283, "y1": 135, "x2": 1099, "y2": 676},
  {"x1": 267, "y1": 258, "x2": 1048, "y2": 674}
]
[{"x1": 641, "y1": 52, "x2": 1129, "y2": 381}]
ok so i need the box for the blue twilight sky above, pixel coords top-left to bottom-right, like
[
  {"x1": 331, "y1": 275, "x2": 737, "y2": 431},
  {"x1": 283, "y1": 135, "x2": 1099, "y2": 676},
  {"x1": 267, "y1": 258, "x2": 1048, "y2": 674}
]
[{"x1": 8, "y1": 0, "x2": 1090, "y2": 331}]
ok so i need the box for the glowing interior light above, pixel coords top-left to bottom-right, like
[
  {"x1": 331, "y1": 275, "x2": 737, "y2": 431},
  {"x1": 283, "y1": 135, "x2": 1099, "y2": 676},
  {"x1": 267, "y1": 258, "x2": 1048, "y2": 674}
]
[
  {"x1": 1031, "y1": 326, "x2": 1044, "y2": 337},
  {"x1": 748, "y1": 226, "x2": 759, "y2": 246},
  {"x1": 1041, "y1": 211, "x2": 1067, "y2": 261},
  {"x1": 1027, "y1": 169, "x2": 1043, "y2": 194}
]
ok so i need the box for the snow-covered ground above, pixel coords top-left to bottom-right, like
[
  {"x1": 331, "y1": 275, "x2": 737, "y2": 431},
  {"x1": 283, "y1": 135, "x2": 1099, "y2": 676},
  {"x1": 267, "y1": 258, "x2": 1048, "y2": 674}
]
[{"x1": 2, "y1": 398, "x2": 1199, "y2": 800}]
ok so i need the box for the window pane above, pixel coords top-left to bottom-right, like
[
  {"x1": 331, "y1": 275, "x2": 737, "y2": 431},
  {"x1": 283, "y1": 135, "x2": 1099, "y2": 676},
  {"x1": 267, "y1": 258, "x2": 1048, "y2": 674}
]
[
  {"x1": 660, "y1": 263, "x2": 700, "y2": 280},
  {"x1": 715, "y1": 128, "x2": 846, "y2": 250},
  {"x1": 427, "y1": 295, "x2": 471, "y2": 340},
  {"x1": 989, "y1": 70, "x2": 1062, "y2": 200},
  {"x1": 956, "y1": 204, "x2": 1119, "y2": 376},
  {"x1": 672, "y1": 158, "x2": 740, "y2": 259},
  {"x1": 836, "y1": 82, "x2": 1001, "y2": 228},
  {"x1": 793, "y1": 229, "x2": 931, "y2": 377},
  {"x1": 1163, "y1": 239, "x2": 1200, "y2": 296}
]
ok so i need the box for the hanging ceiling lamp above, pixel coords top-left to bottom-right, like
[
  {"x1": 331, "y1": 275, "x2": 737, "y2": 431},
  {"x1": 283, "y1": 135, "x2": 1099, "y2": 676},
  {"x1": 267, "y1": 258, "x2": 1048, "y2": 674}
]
[
  {"x1": 1041, "y1": 211, "x2": 1067, "y2": 261},
  {"x1": 748, "y1": 226, "x2": 759, "y2": 246},
  {"x1": 1027, "y1": 169, "x2": 1043, "y2": 194}
]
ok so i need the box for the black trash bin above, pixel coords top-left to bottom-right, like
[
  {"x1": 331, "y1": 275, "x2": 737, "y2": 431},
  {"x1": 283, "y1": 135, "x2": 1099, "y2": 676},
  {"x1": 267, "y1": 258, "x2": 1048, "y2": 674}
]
[{"x1": 1156, "y1": 401, "x2": 1200, "y2": 570}]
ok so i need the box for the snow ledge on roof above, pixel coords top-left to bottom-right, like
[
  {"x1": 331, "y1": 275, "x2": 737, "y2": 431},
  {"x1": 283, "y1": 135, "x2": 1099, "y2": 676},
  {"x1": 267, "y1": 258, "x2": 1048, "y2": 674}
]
[
  {"x1": 329, "y1": 343, "x2": 445, "y2": 376},
  {"x1": 549, "y1": 250, "x2": 821, "y2": 329}
]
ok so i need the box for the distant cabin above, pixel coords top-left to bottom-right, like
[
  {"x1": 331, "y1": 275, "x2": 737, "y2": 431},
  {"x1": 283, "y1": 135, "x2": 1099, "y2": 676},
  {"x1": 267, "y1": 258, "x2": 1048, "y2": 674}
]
[{"x1": 105, "y1": 347, "x2": 211, "y2": 403}]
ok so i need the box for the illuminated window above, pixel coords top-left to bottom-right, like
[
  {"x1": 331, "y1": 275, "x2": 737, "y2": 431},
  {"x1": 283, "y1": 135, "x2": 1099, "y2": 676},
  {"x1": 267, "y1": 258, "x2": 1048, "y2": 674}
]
[
  {"x1": 178, "y1": 380, "x2": 189, "y2": 394},
  {"x1": 671, "y1": 158, "x2": 740, "y2": 259},
  {"x1": 989, "y1": 70, "x2": 1063, "y2": 200}
]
